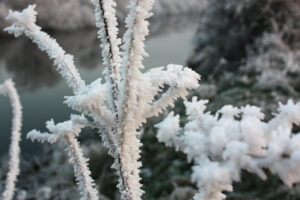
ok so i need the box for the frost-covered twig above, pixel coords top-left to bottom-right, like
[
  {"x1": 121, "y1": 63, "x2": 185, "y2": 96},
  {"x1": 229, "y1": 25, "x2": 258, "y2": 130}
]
[
  {"x1": 119, "y1": 0, "x2": 155, "y2": 120},
  {"x1": 4, "y1": 5, "x2": 85, "y2": 92},
  {"x1": 6, "y1": 5, "x2": 114, "y2": 134},
  {"x1": 6, "y1": 2, "x2": 200, "y2": 200},
  {"x1": 116, "y1": 1, "x2": 156, "y2": 198},
  {"x1": 27, "y1": 115, "x2": 99, "y2": 200},
  {"x1": 142, "y1": 65, "x2": 200, "y2": 121},
  {"x1": 91, "y1": 0, "x2": 121, "y2": 113},
  {"x1": 0, "y1": 80, "x2": 22, "y2": 200},
  {"x1": 156, "y1": 97, "x2": 300, "y2": 200}
]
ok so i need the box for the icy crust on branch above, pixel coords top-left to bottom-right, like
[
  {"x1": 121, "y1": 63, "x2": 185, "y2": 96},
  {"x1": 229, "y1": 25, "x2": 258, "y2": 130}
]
[
  {"x1": 0, "y1": 80, "x2": 22, "y2": 200},
  {"x1": 27, "y1": 115, "x2": 99, "y2": 200},
  {"x1": 4, "y1": 5, "x2": 85, "y2": 92},
  {"x1": 156, "y1": 97, "x2": 300, "y2": 200}
]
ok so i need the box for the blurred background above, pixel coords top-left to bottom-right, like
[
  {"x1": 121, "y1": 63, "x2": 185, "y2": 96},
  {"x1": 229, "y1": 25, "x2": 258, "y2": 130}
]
[{"x1": 1, "y1": 0, "x2": 300, "y2": 199}]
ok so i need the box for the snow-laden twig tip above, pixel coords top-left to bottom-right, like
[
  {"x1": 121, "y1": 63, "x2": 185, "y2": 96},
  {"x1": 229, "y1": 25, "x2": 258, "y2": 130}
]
[
  {"x1": 27, "y1": 116, "x2": 99, "y2": 200},
  {"x1": 4, "y1": 5, "x2": 38, "y2": 37},
  {"x1": 0, "y1": 80, "x2": 22, "y2": 200}
]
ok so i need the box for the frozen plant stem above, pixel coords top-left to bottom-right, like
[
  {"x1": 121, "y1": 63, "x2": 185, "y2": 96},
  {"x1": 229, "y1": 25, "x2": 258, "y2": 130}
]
[
  {"x1": 5, "y1": 1, "x2": 200, "y2": 199},
  {"x1": 92, "y1": 0, "x2": 121, "y2": 113},
  {"x1": 0, "y1": 80, "x2": 22, "y2": 200},
  {"x1": 27, "y1": 116, "x2": 99, "y2": 200}
]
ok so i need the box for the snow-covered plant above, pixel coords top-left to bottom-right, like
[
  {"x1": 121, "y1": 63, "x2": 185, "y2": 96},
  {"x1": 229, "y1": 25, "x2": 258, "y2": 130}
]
[
  {"x1": 0, "y1": 80, "x2": 22, "y2": 200},
  {"x1": 4, "y1": 1, "x2": 199, "y2": 199},
  {"x1": 27, "y1": 115, "x2": 99, "y2": 200},
  {"x1": 156, "y1": 97, "x2": 300, "y2": 200}
]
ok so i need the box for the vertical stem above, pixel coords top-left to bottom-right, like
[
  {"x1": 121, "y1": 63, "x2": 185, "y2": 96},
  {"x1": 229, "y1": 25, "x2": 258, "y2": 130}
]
[
  {"x1": 93, "y1": 0, "x2": 121, "y2": 114},
  {"x1": 116, "y1": 0, "x2": 155, "y2": 199},
  {"x1": 1, "y1": 80, "x2": 22, "y2": 200},
  {"x1": 64, "y1": 133, "x2": 99, "y2": 200}
]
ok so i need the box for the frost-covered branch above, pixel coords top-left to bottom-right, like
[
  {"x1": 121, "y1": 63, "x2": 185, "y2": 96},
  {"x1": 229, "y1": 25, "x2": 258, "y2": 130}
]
[
  {"x1": 27, "y1": 115, "x2": 99, "y2": 200},
  {"x1": 6, "y1": 3, "x2": 201, "y2": 200},
  {"x1": 142, "y1": 65, "x2": 200, "y2": 121},
  {"x1": 109, "y1": 0, "x2": 155, "y2": 199},
  {"x1": 91, "y1": 0, "x2": 121, "y2": 113},
  {"x1": 64, "y1": 79, "x2": 114, "y2": 126},
  {"x1": 4, "y1": 5, "x2": 85, "y2": 92},
  {"x1": 156, "y1": 97, "x2": 300, "y2": 200},
  {"x1": 0, "y1": 80, "x2": 22, "y2": 200},
  {"x1": 119, "y1": 0, "x2": 155, "y2": 122},
  {"x1": 90, "y1": 1, "x2": 124, "y2": 181}
]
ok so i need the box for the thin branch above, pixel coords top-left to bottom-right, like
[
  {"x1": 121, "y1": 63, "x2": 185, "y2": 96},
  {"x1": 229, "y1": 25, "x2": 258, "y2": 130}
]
[
  {"x1": 140, "y1": 65, "x2": 200, "y2": 125},
  {"x1": 119, "y1": 0, "x2": 155, "y2": 124},
  {"x1": 91, "y1": 0, "x2": 122, "y2": 114},
  {"x1": 115, "y1": 0, "x2": 156, "y2": 199},
  {"x1": 64, "y1": 133, "x2": 99, "y2": 200},
  {"x1": 0, "y1": 80, "x2": 22, "y2": 200},
  {"x1": 27, "y1": 130, "x2": 59, "y2": 144},
  {"x1": 5, "y1": 5, "x2": 85, "y2": 92},
  {"x1": 27, "y1": 116, "x2": 99, "y2": 200}
]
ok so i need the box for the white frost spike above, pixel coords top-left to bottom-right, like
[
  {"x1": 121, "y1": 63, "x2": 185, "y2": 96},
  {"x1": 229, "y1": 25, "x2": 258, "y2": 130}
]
[
  {"x1": 5, "y1": 5, "x2": 38, "y2": 37},
  {"x1": 157, "y1": 98, "x2": 300, "y2": 200},
  {"x1": 27, "y1": 116, "x2": 99, "y2": 200},
  {"x1": 5, "y1": 4, "x2": 85, "y2": 92},
  {"x1": 0, "y1": 80, "x2": 22, "y2": 200}
]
